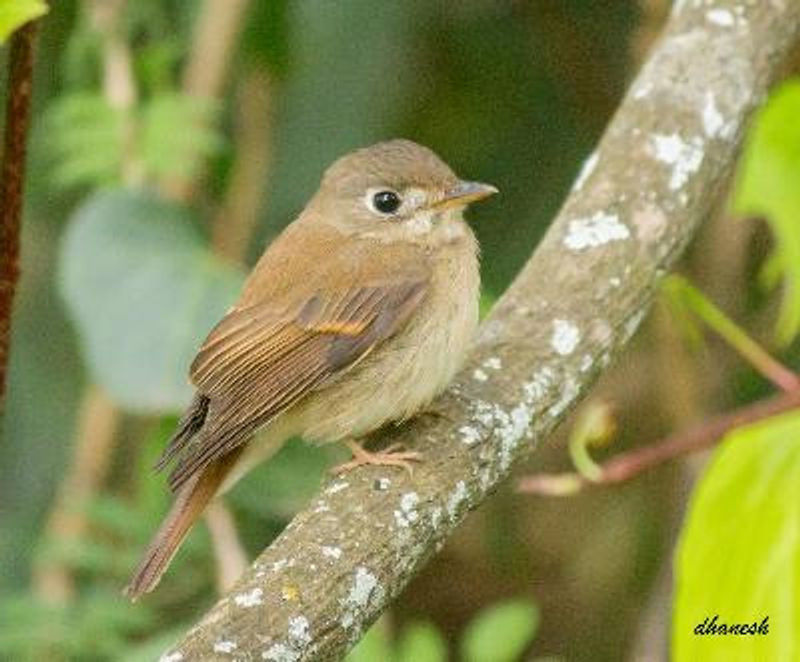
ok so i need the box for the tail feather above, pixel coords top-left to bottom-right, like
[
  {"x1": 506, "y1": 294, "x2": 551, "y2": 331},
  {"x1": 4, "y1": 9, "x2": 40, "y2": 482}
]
[
  {"x1": 124, "y1": 451, "x2": 239, "y2": 600},
  {"x1": 154, "y1": 393, "x2": 210, "y2": 473}
]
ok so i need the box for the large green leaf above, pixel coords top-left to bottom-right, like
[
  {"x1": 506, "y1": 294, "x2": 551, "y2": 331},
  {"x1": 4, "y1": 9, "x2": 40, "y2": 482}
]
[
  {"x1": 461, "y1": 599, "x2": 539, "y2": 662},
  {"x1": 0, "y1": 0, "x2": 47, "y2": 43},
  {"x1": 60, "y1": 189, "x2": 244, "y2": 412},
  {"x1": 734, "y1": 80, "x2": 800, "y2": 345},
  {"x1": 672, "y1": 410, "x2": 800, "y2": 661}
]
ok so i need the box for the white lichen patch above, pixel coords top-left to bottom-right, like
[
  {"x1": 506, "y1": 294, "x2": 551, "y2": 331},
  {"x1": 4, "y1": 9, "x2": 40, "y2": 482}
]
[
  {"x1": 564, "y1": 212, "x2": 630, "y2": 251},
  {"x1": 394, "y1": 492, "x2": 420, "y2": 528},
  {"x1": 483, "y1": 356, "x2": 503, "y2": 370},
  {"x1": 375, "y1": 477, "x2": 391, "y2": 491},
  {"x1": 447, "y1": 481, "x2": 469, "y2": 521},
  {"x1": 321, "y1": 545, "x2": 343, "y2": 559},
  {"x1": 340, "y1": 567, "x2": 383, "y2": 632},
  {"x1": 472, "y1": 368, "x2": 489, "y2": 382},
  {"x1": 579, "y1": 354, "x2": 594, "y2": 373},
  {"x1": 702, "y1": 93, "x2": 724, "y2": 138},
  {"x1": 262, "y1": 643, "x2": 297, "y2": 662},
  {"x1": 234, "y1": 587, "x2": 264, "y2": 608},
  {"x1": 706, "y1": 8, "x2": 734, "y2": 26},
  {"x1": 572, "y1": 151, "x2": 599, "y2": 191},
  {"x1": 633, "y1": 80, "x2": 654, "y2": 100},
  {"x1": 551, "y1": 319, "x2": 581, "y2": 356},
  {"x1": 650, "y1": 133, "x2": 704, "y2": 190},
  {"x1": 213, "y1": 640, "x2": 237, "y2": 654},
  {"x1": 459, "y1": 424, "x2": 482, "y2": 446},
  {"x1": 288, "y1": 616, "x2": 311, "y2": 647},
  {"x1": 272, "y1": 558, "x2": 291, "y2": 573},
  {"x1": 547, "y1": 376, "x2": 580, "y2": 420},
  {"x1": 160, "y1": 652, "x2": 184, "y2": 662},
  {"x1": 326, "y1": 481, "x2": 350, "y2": 495},
  {"x1": 523, "y1": 366, "x2": 556, "y2": 401},
  {"x1": 431, "y1": 506, "x2": 443, "y2": 530}
]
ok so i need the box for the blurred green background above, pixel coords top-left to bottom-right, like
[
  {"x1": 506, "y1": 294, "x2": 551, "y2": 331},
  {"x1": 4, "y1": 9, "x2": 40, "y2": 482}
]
[{"x1": 2, "y1": 0, "x2": 800, "y2": 660}]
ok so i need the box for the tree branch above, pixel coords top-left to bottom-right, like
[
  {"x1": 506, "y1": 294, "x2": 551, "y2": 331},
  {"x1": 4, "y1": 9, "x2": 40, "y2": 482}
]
[
  {"x1": 0, "y1": 21, "x2": 38, "y2": 408},
  {"x1": 165, "y1": 3, "x2": 800, "y2": 659},
  {"x1": 517, "y1": 388, "x2": 800, "y2": 496}
]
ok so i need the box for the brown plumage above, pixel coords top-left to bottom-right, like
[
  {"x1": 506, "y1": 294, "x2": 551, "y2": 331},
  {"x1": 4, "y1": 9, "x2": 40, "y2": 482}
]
[{"x1": 125, "y1": 139, "x2": 496, "y2": 599}]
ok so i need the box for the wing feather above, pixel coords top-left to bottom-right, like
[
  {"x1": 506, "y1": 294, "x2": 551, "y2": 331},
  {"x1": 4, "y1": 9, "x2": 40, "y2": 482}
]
[{"x1": 162, "y1": 279, "x2": 428, "y2": 491}]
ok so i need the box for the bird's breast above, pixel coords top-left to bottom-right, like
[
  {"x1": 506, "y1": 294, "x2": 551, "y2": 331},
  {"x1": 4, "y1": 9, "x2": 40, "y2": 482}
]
[{"x1": 299, "y1": 235, "x2": 480, "y2": 442}]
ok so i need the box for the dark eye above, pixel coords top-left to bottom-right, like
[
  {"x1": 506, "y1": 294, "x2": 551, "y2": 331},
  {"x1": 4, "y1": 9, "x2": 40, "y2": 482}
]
[{"x1": 372, "y1": 190, "x2": 401, "y2": 215}]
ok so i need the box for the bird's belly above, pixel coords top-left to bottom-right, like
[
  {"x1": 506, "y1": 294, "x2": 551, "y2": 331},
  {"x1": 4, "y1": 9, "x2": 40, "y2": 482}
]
[{"x1": 298, "y1": 266, "x2": 479, "y2": 443}]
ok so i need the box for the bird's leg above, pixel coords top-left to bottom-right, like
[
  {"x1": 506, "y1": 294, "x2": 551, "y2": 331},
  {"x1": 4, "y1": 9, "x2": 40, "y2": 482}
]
[{"x1": 330, "y1": 439, "x2": 422, "y2": 476}]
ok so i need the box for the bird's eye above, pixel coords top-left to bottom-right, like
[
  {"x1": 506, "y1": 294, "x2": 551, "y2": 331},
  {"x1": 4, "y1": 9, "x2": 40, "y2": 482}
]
[{"x1": 371, "y1": 190, "x2": 401, "y2": 215}]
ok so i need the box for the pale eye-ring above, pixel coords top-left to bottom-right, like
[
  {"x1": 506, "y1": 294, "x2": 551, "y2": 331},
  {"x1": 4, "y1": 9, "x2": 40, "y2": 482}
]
[{"x1": 368, "y1": 189, "x2": 402, "y2": 215}]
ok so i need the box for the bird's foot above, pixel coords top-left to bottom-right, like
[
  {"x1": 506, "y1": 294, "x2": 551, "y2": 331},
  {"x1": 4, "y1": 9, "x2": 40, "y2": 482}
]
[{"x1": 330, "y1": 440, "x2": 422, "y2": 476}]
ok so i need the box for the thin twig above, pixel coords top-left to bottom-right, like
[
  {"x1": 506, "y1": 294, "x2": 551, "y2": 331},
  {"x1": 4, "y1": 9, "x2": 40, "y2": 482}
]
[
  {"x1": 211, "y1": 67, "x2": 274, "y2": 262},
  {"x1": 0, "y1": 20, "x2": 38, "y2": 407},
  {"x1": 33, "y1": 386, "x2": 120, "y2": 602},
  {"x1": 205, "y1": 502, "x2": 250, "y2": 593},
  {"x1": 162, "y1": 0, "x2": 251, "y2": 202},
  {"x1": 517, "y1": 389, "x2": 800, "y2": 495},
  {"x1": 666, "y1": 276, "x2": 800, "y2": 392}
]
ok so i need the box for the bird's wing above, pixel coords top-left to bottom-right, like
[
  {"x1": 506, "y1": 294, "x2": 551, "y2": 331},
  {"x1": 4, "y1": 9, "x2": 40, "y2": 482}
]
[{"x1": 161, "y1": 278, "x2": 429, "y2": 491}]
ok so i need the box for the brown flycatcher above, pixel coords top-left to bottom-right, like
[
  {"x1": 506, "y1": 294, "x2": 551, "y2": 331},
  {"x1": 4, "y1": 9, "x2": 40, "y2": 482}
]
[{"x1": 125, "y1": 139, "x2": 497, "y2": 598}]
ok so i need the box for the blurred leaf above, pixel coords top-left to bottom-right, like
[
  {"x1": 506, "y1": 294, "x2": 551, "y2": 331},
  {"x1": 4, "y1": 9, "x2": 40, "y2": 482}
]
[
  {"x1": 60, "y1": 189, "x2": 244, "y2": 412},
  {"x1": 346, "y1": 620, "x2": 393, "y2": 662},
  {"x1": 672, "y1": 410, "x2": 800, "y2": 661},
  {"x1": 0, "y1": 0, "x2": 47, "y2": 43},
  {"x1": 44, "y1": 93, "x2": 126, "y2": 190},
  {"x1": 139, "y1": 94, "x2": 225, "y2": 179},
  {"x1": 0, "y1": 590, "x2": 157, "y2": 661},
  {"x1": 461, "y1": 599, "x2": 539, "y2": 662},
  {"x1": 734, "y1": 80, "x2": 800, "y2": 345},
  {"x1": 395, "y1": 622, "x2": 447, "y2": 662}
]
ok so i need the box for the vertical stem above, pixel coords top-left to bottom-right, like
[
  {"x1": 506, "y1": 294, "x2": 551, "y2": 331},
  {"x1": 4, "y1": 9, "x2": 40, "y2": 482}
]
[
  {"x1": 0, "y1": 21, "x2": 38, "y2": 407},
  {"x1": 211, "y1": 68, "x2": 274, "y2": 262},
  {"x1": 670, "y1": 277, "x2": 800, "y2": 392},
  {"x1": 33, "y1": 386, "x2": 120, "y2": 603}
]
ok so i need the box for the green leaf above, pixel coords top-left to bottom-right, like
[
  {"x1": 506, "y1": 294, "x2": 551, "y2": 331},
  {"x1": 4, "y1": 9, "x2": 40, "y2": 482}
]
[
  {"x1": 346, "y1": 620, "x2": 393, "y2": 662},
  {"x1": 672, "y1": 410, "x2": 800, "y2": 661},
  {"x1": 43, "y1": 93, "x2": 126, "y2": 190},
  {"x1": 0, "y1": 0, "x2": 47, "y2": 43},
  {"x1": 139, "y1": 93, "x2": 224, "y2": 180},
  {"x1": 734, "y1": 80, "x2": 800, "y2": 345},
  {"x1": 461, "y1": 599, "x2": 539, "y2": 662},
  {"x1": 60, "y1": 188, "x2": 244, "y2": 412},
  {"x1": 395, "y1": 621, "x2": 447, "y2": 662}
]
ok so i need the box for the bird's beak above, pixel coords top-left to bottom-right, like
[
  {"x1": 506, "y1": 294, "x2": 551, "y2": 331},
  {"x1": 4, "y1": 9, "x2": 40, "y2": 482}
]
[{"x1": 432, "y1": 181, "x2": 499, "y2": 210}]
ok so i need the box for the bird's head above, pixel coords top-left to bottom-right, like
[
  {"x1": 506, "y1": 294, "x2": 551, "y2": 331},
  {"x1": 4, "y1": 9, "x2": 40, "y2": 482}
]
[{"x1": 309, "y1": 139, "x2": 497, "y2": 244}]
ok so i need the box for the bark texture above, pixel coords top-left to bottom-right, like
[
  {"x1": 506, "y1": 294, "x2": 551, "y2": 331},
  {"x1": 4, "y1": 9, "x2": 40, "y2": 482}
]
[{"x1": 165, "y1": 2, "x2": 800, "y2": 660}]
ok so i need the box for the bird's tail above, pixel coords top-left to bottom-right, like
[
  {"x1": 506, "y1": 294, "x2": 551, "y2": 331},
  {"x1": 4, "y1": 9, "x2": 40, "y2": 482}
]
[{"x1": 124, "y1": 451, "x2": 239, "y2": 600}]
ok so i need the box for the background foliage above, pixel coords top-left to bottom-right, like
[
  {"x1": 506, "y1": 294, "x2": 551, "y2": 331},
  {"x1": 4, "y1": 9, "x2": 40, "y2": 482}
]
[{"x1": 1, "y1": 1, "x2": 799, "y2": 660}]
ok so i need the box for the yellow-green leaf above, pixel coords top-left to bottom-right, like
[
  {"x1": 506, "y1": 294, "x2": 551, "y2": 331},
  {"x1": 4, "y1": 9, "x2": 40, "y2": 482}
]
[
  {"x1": 0, "y1": 0, "x2": 47, "y2": 43},
  {"x1": 734, "y1": 80, "x2": 800, "y2": 345},
  {"x1": 672, "y1": 410, "x2": 800, "y2": 661}
]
